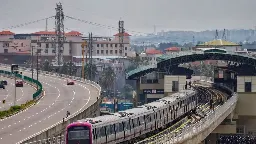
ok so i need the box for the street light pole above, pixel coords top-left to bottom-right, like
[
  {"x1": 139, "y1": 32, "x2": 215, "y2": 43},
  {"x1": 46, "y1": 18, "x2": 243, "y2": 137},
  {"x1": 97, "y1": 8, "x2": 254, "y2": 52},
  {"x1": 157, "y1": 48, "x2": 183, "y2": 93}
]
[
  {"x1": 31, "y1": 46, "x2": 34, "y2": 80},
  {"x1": 14, "y1": 73, "x2": 16, "y2": 106},
  {"x1": 36, "y1": 51, "x2": 39, "y2": 90}
]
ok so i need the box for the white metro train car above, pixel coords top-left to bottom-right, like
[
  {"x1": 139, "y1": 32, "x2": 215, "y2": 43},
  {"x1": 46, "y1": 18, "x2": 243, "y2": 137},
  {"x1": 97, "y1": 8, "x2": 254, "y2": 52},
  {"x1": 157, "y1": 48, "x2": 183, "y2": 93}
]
[{"x1": 66, "y1": 89, "x2": 198, "y2": 144}]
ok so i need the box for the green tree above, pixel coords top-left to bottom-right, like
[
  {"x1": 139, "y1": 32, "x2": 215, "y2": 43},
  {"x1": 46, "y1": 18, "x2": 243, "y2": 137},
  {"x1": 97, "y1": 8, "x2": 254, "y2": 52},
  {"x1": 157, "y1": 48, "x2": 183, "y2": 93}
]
[
  {"x1": 126, "y1": 54, "x2": 149, "y2": 73},
  {"x1": 42, "y1": 60, "x2": 53, "y2": 72},
  {"x1": 99, "y1": 67, "x2": 115, "y2": 90},
  {"x1": 66, "y1": 61, "x2": 77, "y2": 76},
  {"x1": 83, "y1": 63, "x2": 97, "y2": 80},
  {"x1": 60, "y1": 62, "x2": 69, "y2": 74},
  {"x1": 121, "y1": 84, "x2": 134, "y2": 100}
]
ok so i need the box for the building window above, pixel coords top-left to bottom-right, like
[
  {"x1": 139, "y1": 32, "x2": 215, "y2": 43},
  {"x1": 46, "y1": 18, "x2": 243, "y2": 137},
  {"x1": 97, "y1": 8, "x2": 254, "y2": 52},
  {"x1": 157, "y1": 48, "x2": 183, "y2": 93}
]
[
  {"x1": 172, "y1": 81, "x2": 179, "y2": 92},
  {"x1": 101, "y1": 50, "x2": 104, "y2": 54},
  {"x1": 125, "y1": 53, "x2": 127, "y2": 56},
  {"x1": 97, "y1": 44, "x2": 99, "y2": 47},
  {"x1": 110, "y1": 50, "x2": 113, "y2": 54},
  {"x1": 37, "y1": 49, "x2": 42, "y2": 53},
  {"x1": 125, "y1": 47, "x2": 127, "y2": 50},
  {"x1": 115, "y1": 50, "x2": 117, "y2": 54},
  {"x1": 110, "y1": 44, "x2": 113, "y2": 47},
  {"x1": 115, "y1": 44, "x2": 117, "y2": 47},
  {"x1": 37, "y1": 43, "x2": 41, "y2": 47},
  {"x1": 52, "y1": 49, "x2": 56, "y2": 53},
  {"x1": 106, "y1": 44, "x2": 108, "y2": 47},
  {"x1": 245, "y1": 82, "x2": 251, "y2": 92},
  {"x1": 101, "y1": 44, "x2": 104, "y2": 47},
  {"x1": 97, "y1": 50, "x2": 99, "y2": 54},
  {"x1": 4, "y1": 49, "x2": 8, "y2": 53},
  {"x1": 3, "y1": 43, "x2": 9, "y2": 47},
  {"x1": 119, "y1": 50, "x2": 122, "y2": 54},
  {"x1": 46, "y1": 43, "x2": 49, "y2": 48},
  {"x1": 19, "y1": 49, "x2": 21, "y2": 52},
  {"x1": 45, "y1": 49, "x2": 48, "y2": 53},
  {"x1": 236, "y1": 127, "x2": 244, "y2": 134},
  {"x1": 106, "y1": 50, "x2": 108, "y2": 54},
  {"x1": 21, "y1": 43, "x2": 23, "y2": 47}
]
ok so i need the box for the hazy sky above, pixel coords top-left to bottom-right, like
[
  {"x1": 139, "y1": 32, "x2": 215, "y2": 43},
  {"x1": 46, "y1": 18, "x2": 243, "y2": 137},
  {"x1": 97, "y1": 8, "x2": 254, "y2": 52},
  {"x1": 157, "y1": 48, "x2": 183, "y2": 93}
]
[{"x1": 0, "y1": 0, "x2": 255, "y2": 36}]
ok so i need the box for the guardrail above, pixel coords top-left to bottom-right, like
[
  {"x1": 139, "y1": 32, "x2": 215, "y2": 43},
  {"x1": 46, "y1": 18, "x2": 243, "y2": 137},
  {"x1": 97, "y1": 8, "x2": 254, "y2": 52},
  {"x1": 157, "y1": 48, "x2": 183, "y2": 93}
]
[
  {"x1": 146, "y1": 86, "x2": 237, "y2": 144},
  {"x1": 0, "y1": 70, "x2": 43, "y2": 100},
  {"x1": 1, "y1": 65, "x2": 102, "y2": 144}
]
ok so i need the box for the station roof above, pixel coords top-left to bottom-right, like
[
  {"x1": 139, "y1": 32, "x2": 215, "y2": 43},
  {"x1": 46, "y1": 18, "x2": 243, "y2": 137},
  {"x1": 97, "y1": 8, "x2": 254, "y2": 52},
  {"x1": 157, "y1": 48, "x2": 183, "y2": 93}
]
[
  {"x1": 196, "y1": 39, "x2": 241, "y2": 47},
  {"x1": 126, "y1": 65, "x2": 157, "y2": 79}
]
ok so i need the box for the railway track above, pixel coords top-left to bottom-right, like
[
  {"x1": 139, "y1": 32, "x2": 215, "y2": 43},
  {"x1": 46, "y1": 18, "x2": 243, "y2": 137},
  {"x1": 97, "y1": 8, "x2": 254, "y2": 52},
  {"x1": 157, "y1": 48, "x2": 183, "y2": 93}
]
[{"x1": 135, "y1": 85, "x2": 228, "y2": 144}]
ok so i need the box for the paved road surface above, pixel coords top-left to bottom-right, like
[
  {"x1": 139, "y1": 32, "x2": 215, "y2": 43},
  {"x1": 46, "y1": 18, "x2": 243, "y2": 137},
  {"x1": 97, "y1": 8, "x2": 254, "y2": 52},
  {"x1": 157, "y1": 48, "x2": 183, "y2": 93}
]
[
  {"x1": 0, "y1": 68, "x2": 99, "y2": 144},
  {"x1": 0, "y1": 76, "x2": 35, "y2": 111}
]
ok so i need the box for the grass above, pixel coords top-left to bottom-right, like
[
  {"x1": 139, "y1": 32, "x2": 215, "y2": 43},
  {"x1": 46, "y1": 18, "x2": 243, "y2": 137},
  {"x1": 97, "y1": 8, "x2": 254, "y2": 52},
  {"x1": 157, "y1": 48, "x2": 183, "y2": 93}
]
[{"x1": 0, "y1": 100, "x2": 35, "y2": 119}]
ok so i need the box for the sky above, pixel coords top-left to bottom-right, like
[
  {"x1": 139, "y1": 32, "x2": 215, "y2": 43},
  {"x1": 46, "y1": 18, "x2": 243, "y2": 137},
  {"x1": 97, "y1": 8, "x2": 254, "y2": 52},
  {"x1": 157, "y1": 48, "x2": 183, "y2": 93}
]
[{"x1": 0, "y1": 0, "x2": 255, "y2": 36}]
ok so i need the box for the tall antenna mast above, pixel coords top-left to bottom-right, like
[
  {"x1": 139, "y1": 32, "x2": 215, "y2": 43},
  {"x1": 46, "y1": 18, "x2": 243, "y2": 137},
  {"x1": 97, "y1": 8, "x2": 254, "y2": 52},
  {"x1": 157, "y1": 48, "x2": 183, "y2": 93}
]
[
  {"x1": 45, "y1": 18, "x2": 48, "y2": 31},
  {"x1": 215, "y1": 29, "x2": 219, "y2": 39},
  {"x1": 54, "y1": 2, "x2": 65, "y2": 68}
]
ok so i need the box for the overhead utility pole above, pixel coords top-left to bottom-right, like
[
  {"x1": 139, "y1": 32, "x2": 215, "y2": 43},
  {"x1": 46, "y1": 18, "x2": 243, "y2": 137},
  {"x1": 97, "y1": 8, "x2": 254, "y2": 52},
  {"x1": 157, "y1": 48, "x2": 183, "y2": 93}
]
[
  {"x1": 54, "y1": 2, "x2": 65, "y2": 70},
  {"x1": 88, "y1": 33, "x2": 93, "y2": 80}
]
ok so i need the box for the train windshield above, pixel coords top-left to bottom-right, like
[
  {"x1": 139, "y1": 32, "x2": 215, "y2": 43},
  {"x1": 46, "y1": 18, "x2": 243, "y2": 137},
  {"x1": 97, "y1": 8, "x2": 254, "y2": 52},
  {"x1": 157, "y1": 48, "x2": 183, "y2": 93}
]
[{"x1": 67, "y1": 126, "x2": 91, "y2": 144}]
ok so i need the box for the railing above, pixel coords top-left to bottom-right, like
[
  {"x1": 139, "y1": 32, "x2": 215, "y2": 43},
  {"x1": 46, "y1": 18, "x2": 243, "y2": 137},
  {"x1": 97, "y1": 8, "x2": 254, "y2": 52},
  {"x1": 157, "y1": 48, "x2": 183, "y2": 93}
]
[
  {"x1": 0, "y1": 70, "x2": 43, "y2": 100},
  {"x1": 24, "y1": 135, "x2": 65, "y2": 144},
  {"x1": 146, "y1": 93, "x2": 237, "y2": 144}
]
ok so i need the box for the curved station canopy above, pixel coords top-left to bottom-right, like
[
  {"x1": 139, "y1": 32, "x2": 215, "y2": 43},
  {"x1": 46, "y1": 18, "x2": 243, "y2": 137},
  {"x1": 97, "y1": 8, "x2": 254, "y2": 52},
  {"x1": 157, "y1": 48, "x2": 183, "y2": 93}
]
[{"x1": 126, "y1": 49, "x2": 256, "y2": 80}]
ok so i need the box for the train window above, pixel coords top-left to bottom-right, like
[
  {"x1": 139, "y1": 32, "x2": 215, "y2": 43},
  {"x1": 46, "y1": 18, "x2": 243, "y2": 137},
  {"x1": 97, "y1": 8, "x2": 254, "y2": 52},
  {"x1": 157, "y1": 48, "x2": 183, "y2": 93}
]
[
  {"x1": 100, "y1": 127, "x2": 105, "y2": 137},
  {"x1": 110, "y1": 125, "x2": 114, "y2": 134},
  {"x1": 115, "y1": 123, "x2": 119, "y2": 132},
  {"x1": 119, "y1": 123, "x2": 123, "y2": 132},
  {"x1": 106, "y1": 126, "x2": 110, "y2": 135},
  {"x1": 137, "y1": 117, "x2": 140, "y2": 126}
]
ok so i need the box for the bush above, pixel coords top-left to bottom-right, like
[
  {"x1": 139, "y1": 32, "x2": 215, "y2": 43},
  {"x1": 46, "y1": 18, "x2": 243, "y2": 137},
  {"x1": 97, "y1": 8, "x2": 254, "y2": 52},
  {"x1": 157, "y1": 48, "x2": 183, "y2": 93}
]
[{"x1": 0, "y1": 100, "x2": 35, "y2": 119}]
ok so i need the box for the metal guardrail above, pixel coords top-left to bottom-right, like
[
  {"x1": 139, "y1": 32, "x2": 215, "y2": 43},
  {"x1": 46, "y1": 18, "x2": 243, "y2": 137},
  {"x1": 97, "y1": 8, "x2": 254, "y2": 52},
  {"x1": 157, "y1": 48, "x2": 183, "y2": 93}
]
[
  {"x1": 24, "y1": 135, "x2": 65, "y2": 144},
  {"x1": 0, "y1": 69, "x2": 43, "y2": 100}
]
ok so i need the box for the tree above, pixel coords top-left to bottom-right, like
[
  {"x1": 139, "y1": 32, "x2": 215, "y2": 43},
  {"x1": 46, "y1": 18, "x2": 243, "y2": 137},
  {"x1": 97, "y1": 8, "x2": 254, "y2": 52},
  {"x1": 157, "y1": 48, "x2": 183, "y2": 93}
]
[
  {"x1": 83, "y1": 63, "x2": 97, "y2": 80},
  {"x1": 121, "y1": 84, "x2": 134, "y2": 100},
  {"x1": 126, "y1": 54, "x2": 149, "y2": 73},
  {"x1": 60, "y1": 62, "x2": 69, "y2": 74},
  {"x1": 66, "y1": 61, "x2": 77, "y2": 76},
  {"x1": 42, "y1": 60, "x2": 53, "y2": 72},
  {"x1": 99, "y1": 67, "x2": 115, "y2": 90}
]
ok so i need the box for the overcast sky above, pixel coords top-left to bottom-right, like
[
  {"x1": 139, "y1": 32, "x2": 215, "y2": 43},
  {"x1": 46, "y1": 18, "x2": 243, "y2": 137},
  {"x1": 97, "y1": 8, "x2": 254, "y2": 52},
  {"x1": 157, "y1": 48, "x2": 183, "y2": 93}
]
[{"x1": 0, "y1": 0, "x2": 255, "y2": 36}]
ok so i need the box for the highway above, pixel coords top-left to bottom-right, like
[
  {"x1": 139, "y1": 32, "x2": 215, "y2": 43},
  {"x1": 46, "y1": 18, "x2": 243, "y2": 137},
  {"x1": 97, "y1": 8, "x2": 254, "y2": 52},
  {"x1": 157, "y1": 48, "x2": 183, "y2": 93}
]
[
  {"x1": 0, "y1": 76, "x2": 35, "y2": 111},
  {"x1": 0, "y1": 68, "x2": 99, "y2": 144}
]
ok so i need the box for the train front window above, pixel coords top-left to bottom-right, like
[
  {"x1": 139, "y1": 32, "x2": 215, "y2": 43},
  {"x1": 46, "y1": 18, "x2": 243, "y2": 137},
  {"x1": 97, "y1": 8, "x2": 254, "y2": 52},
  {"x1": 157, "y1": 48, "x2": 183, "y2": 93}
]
[
  {"x1": 67, "y1": 126, "x2": 91, "y2": 143},
  {"x1": 68, "y1": 130, "x2": 89, "y2": 140}
]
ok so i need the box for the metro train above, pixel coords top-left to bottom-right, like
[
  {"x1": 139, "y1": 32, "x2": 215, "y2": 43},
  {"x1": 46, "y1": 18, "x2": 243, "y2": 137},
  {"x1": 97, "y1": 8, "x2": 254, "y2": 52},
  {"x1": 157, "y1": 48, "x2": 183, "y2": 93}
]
[{"x1": 66, "y1": 89, "x2": 199, "y2": 144}]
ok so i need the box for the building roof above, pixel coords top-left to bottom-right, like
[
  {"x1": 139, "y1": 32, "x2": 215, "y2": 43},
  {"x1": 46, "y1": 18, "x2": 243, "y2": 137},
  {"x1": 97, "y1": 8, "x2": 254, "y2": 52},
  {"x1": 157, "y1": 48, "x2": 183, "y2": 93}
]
[
  {"x1": 165, "y1": 47, "x2": 180, "y2": 51},
  {"x1": 32, "y1": 31, "x2": 82, "y2": 36},
  {"x1": 114, "y1": 32, "x2": 131, "y2": 36},
  {"x1": 196, "y1": 39, "x2": 241, "y2": 47},
  {"x1": 0, "y1": 31, "x2": 15, "y2": 35},
  {"x1": 145, "y1": 49, "x2": 163, "y2": 55}
]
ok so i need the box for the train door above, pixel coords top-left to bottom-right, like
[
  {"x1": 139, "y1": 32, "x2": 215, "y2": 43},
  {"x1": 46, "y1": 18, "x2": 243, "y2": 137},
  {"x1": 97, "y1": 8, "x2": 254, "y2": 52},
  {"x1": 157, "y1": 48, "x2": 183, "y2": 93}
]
[
  {"x1": 124, "y1": 120, "x2": 131, "y2": 141},
  {"x1": 98, "y1": 126, "x2": 105, "y2": 144},
  {"x1": 107, "y1": 124, "x2": 115, "y2": 143}
]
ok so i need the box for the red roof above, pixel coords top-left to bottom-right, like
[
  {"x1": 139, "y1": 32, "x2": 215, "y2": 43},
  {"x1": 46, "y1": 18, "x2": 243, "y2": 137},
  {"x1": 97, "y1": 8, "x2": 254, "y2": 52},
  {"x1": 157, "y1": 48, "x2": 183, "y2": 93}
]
[
  {"x1": 0, "y1": 31, "x2": 15, "y2": 35},
  {"x1": 165, "y1": 47, "x2": 180, "y2": 51},
  {"x1": 114, "y1": 32, "x2": 131, "y2": 36},
  {"x1": 33, "y1": 31, "x2": 56, "y2": 35},
  {"x1": 66, "y1": 31, "x2": 82, "y2": 36},
  {"x1": 32, "y1": 31, "x2": 82, "y2": 36},
  {"x1": 145, "y1": 49, "x2": 162, "y2": 55}
]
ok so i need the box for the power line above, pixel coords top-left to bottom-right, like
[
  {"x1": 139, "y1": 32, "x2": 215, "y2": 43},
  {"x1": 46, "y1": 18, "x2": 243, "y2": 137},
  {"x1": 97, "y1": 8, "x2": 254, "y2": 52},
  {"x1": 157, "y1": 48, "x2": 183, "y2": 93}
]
[
  {"x1": 65, "y1": 15, "x2": 150, "y2": 35},
  {"x1": 2, "y1": 16, "x2": 55, "y2": 30}
]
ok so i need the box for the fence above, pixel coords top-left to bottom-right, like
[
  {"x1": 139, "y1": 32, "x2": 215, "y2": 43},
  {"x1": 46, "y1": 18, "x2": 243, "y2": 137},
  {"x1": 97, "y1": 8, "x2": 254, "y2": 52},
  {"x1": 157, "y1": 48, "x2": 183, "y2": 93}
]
[{"x1": 0, "y1": 70, "x2": 43, "y2": 100}]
